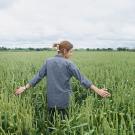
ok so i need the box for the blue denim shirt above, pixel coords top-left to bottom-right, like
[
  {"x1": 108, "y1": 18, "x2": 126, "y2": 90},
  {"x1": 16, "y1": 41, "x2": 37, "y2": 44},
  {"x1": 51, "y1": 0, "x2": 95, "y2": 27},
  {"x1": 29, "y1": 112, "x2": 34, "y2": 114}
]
[{"x1": 28, "y1": 54, "x2": 92, "y2": 108}]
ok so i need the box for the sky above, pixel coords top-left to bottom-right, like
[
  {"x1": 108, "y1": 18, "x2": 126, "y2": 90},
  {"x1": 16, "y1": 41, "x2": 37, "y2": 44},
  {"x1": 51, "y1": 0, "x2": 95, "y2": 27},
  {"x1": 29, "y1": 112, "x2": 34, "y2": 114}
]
[{"x1": 0, "y1": 0, "x2": 135, "y2": 49}]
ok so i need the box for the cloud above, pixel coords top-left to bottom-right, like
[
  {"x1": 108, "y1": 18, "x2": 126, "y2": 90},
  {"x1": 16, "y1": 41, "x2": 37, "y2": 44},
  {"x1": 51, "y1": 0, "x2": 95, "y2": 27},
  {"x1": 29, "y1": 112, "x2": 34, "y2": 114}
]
[
  {"x1": 0, "y1": 0, "x2": 135, "y2": 48},
  {"x1": 0, "y1": 0, "x2": 17, "y2": 9}
]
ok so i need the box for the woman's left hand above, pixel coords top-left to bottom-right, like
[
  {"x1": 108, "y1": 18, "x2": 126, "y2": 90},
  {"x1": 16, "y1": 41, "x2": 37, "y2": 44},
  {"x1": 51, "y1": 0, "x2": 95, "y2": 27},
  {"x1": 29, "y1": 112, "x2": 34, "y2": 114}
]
[{"x1": 97, "y1": 88, "x2": 111, "y2": 98}]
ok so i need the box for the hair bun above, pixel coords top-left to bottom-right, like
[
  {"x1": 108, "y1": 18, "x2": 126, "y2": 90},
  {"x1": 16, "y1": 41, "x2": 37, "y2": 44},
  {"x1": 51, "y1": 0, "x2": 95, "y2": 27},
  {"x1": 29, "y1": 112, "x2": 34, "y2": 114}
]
[
  {"x1": 53, "y1": 43, "x2": 58, "y2": 48},
  {"x1": 53, "y1": 43, "x2": 60, "y2": 52}
]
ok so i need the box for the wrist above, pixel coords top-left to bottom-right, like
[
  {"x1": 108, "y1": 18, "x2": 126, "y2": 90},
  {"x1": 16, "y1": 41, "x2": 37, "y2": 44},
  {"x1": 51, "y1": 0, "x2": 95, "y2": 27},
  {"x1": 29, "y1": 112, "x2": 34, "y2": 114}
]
[
  {"x1": 90, "y1": 85, "x2": 100, "y2": 92},
  {"x1": 22, "y1": 86, "x2": 27, "y2": 91}
]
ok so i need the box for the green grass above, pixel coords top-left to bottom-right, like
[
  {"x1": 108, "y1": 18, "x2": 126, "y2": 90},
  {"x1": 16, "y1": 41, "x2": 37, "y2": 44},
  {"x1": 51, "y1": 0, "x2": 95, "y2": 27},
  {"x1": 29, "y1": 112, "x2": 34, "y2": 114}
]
[{"x1": 0, "y1": 51, "x2": 135, "y2": 135}]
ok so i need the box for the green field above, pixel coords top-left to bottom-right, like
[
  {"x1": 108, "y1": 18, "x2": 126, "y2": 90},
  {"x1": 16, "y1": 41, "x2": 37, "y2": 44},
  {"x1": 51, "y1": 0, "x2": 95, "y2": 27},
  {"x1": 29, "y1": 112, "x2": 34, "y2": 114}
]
[{"x1": 0, "y1": 51, "x2": 135, "y2": 135}]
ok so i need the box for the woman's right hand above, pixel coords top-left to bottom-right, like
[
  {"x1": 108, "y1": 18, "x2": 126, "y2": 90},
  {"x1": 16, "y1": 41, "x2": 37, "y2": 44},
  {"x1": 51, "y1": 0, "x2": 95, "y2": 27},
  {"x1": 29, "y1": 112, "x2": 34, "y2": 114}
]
[{"x1": 15, "y1": 86, "x2": 26, "y2": 96}]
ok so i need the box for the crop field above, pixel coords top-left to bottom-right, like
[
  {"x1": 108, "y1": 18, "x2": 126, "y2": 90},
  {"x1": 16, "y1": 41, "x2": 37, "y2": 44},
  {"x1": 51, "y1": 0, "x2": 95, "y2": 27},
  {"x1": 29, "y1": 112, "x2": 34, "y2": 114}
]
[{"x1": 0, "y1": 51, "x2": 135, "y2": 135}]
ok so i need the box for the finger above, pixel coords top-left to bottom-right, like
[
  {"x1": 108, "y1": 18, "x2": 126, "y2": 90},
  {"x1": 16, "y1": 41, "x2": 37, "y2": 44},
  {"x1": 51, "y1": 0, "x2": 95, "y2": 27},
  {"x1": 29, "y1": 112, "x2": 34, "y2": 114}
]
[
  {"x1": 15, "y1": 94, "x2": 18, "y2": 96},
  {"x1": 15, "y1": 92, "x2": 18, "y2": 95},
  {"x1": 102, "y1": 93, "x2": 108, "y2": 97},
  {"x1": 15, "y1": 87, "x2": 19, "y2": 91},
  {"x1": 101, "y1": 93, "x2": 107, "y2": 97},
  {"x1": 103, "y1": 93, "x2": 111, "y2": 97},
  {"x1": 15, "y1": 90, "x2": 20, "y2": 95},
  {"x1": 102, "y1": 92, "x2": 111, "y2": 97},
  {"x1": 102, "y1": 88, "x2": 108, "y2": 91},
  {"x1": 104, "y1": 91, "x2": 110, "y2": 95},
  {"x1": 15, "y1": 91, "x2": 21, "y2": 95},
  {"x1": 15, "y1": 89, "x2": 19, "y2": 93},
  {"x1": 104, "y1": 92, "x2": 111, "y2": 96}
]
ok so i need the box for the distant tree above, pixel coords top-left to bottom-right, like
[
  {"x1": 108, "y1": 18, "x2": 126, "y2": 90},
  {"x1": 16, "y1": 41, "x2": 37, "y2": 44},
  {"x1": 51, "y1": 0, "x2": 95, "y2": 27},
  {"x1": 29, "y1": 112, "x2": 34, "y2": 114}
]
[
  {"x1": 28, "y1": 48, "x2": 35, "y2": 51},
  {"x1": 117, "y1": 47, "x2": 129, "y2": 51},
  {"x1": 43, "y1": 48, "x2": 52, "y2": 51},
  {"x1": 36, "y1": 48, "x2": 41, "y2": 51},
  {"x1": 107, "y1": 48, "x2": 113, "y2": 51},
  {"x1": 86, "y1": 48, "x2": 90, "y2": 51},
  {"x1": 132, "y1": 48, "x2": 135, "y2": 52},
  {"x1": 0, "y1": 46, "x2": 8, "y2": 50},
  {"x1": 15, "y1": 48, "x2": 24, "y2": 50}
]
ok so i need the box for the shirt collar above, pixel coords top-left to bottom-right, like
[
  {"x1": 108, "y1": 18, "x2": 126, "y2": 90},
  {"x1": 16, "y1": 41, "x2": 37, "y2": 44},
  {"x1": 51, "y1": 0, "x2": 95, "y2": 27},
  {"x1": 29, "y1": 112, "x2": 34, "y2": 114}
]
[{"x1": 55, "y1": 54, "x2": 64, "y2": 58}]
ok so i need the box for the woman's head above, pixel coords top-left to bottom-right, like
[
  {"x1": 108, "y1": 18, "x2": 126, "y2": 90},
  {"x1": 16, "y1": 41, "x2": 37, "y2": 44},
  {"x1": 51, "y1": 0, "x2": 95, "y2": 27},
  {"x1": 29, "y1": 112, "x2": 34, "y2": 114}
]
[{"x1": 53, "y1": 40, "x2": 73, "y2": 59}]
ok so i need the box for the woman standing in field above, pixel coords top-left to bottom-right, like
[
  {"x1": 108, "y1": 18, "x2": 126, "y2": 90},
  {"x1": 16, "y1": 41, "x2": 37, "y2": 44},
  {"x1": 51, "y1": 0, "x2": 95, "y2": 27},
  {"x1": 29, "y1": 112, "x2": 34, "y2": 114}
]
[{"x1": 15, "y1": 40, "x2": 111, "y2": 122}]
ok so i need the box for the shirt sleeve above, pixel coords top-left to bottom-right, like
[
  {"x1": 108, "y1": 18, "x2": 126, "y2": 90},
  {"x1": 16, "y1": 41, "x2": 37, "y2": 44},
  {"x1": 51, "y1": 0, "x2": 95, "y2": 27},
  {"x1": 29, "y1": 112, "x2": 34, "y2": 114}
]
[
  {"x1": 68, "y1": 62, "x2": 92, "y2": 89},
  {"x1": 28, "y1": 60, "x2": 47, "y2": 87}
]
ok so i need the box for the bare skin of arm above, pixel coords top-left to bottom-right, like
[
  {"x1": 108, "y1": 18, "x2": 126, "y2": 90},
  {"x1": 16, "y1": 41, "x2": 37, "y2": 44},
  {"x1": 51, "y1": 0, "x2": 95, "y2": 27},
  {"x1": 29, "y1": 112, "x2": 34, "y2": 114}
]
[
  {"x1": 15, "y1": 83, "x2": 31, "y2": 96},
  {"x1": 90, "y1": 84, "x2": 111, "y2": 98}
]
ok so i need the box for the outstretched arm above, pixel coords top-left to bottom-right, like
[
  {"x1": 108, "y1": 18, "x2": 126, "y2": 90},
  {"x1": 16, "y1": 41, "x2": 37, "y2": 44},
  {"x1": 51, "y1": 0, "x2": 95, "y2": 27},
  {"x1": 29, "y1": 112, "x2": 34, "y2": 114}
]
[
  {"x1": 15, "y1": 61, "x2": 47, "y2": 96},
  {"x1": 68, "y1": 62, "x2": 111, "y2": 98}
]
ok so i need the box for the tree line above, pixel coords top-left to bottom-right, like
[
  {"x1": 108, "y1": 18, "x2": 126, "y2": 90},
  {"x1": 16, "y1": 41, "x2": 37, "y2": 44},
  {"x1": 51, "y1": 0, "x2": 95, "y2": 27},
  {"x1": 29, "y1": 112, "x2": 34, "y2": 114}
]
[
  {"x1": 0, "y1": 46, "x2": 135, "y2": 52},
  {"x1": 85, "y1": 47, "x2": 135, "y2": 51},
  {"x1": 0, "y1": 47, "x2": 52, "y2": 51}
]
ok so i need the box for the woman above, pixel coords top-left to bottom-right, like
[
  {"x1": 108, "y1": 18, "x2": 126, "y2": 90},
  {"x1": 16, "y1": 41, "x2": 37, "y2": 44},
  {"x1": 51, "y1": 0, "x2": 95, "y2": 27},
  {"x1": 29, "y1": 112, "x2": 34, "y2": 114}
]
[{"x1": 15, "y1": 40, "x2": 111, "y2": 122}]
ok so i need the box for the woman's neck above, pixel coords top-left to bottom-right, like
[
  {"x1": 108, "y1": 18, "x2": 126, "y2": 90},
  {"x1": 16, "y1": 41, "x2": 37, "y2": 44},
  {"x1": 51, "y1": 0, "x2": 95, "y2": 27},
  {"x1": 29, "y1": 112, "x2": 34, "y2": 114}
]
[{"x1": 58, "y1": 53, "x2": 68, "y2": 59}]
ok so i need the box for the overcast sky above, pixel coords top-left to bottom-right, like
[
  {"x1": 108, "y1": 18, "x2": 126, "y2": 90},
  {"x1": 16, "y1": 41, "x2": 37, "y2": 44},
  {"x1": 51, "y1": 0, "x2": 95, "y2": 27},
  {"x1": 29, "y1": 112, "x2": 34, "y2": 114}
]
[{"x1": 0, "y1": 0, "x2": 135, "y2": 48}]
